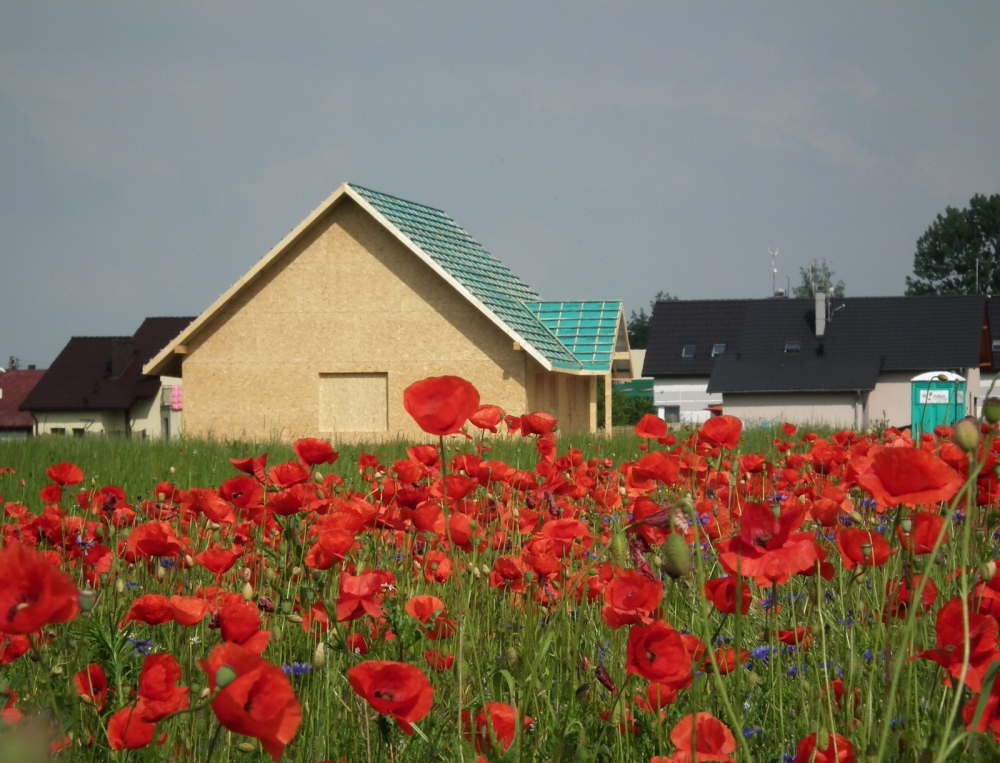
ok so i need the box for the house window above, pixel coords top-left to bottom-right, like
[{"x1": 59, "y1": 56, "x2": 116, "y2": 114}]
[
  {"x1": 711, "y1": 343, "x2": 726, "y2": 356},
  {"x1": 50, "y1": 428, "x2": 66, "y2": 436},
  {"x1": 319, "y1": 373, "x2": 388, "y2": 432},
  {"x1": 72, "y1": 428, "x2": 85, "y2": 437},
  {"x1": 993, "y1": 339, "x2": 1000, "y2": 353},
  {"x1": 681, "y1": 345, "x2": 696, "y2": 358},
  {"x1": 663, "y1": 406, "x2": 681, "y2": 423},
  {"x1": 784, "y1": 339, "x2": 801, "y2": 353}
]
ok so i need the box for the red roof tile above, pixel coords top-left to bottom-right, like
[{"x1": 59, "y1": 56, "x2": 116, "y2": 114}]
[{"x1": 0, "y1": 369, "x2": 46, "y2": 429}]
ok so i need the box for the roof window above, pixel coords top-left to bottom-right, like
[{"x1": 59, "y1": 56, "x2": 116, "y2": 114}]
[
  {"x1": 784, "y1": 339, "x2": 801, "y2": 353},
  {"x1": 681, "y1": 345, "x2": 696, "y2": 358},
  {"x1": 993, "y1": 339, "x2": 1000, "y2": 353},
  {"x1": 711, "y1": 343, "x2": 726, "y2": 356}
]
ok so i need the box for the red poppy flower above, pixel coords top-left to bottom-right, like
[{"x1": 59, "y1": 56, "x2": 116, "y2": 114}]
[
  {"x1": 336, "y1": 571, "x2": 392, "y2": 622},
  {"x1": 519, "y1": 412, "x2": 558, "y2": 436},
  {"x1": 469, "y1": 405, "x2": 504, "y2": 433},
  {"x1": 698, "y1": 416, "x2": 742, "y2": 450},
  {"x1": 347, "y1": 660, "x2": 434, "y2": 735},
  {"x1": 424, "y1": 649, "x2": 454, "y2": 671},
  {"x1": 269, "y1": 461, "x2": 310, "y2": 488},
  {"x1": 403, "y1": 376, "x2": 481, "y2": 436},
  {"x1": 884, "y1": 575, "x2": 937, "y2": 620},
  {"x1": 792, "y1": 732, "x2": 855, "y2": 763},
  {"x1": 293, "y1": 438, "x2": 338, "y2": 467},
  {"x1": 230, "y1": 453, "x2": 269, "y2": 483},
  {"x1": 912, "y1": 597, "x2": 1000, "y2": 692},
  {"x1": 196, "y1": 546, "x2": 243, "y2": 583},
  {"x1": 74, "y1": 664, "x2": 108, "y2": 710},
  {"x1": 704, "y1": 576, "x2": 751, "y2": 616},
  {"x1": 107, "y1": 704, "x2": 158, "y2": 751},
  {"x1": 39, "y1": 484, "x2": 62, "y2": 503},
  {"x1": 120, "y1": 594, "x2": 175, "y2": 628},
  {"x1": 896, "y1": 511, "x2": 949, "y2": 555},
  {"x1": 667, "y1": 711, "x2": 737, "y2": 762},
  {"x1": 855, "y1": 448, "x2": 962, "y2": 507},
  {"x1": 136, "y1": 653, "x2": 189, "y2": 722},
  {"x1": 625, "y1": 620, "x2": 691, "y2": 685},
  {"x1": 463, "y1": 702, "x2": 532, "y2": 752},
  {"x1": 169, "y1": 595, "x2": 210, "y2": 626},
  {"x1": 716, "y1": 503, "x2": 819, "y2": 586},
  {"x1": 200, "y1": 643, "x2": 302, "y2": 762},
  {"x1": 125, "y1": 521, "x2": 183, "y2": 560},
  {"x1": 405, "y1": 595, "x2": 446, "y2": 624},
  {"x1": 219, "y1": 599, "x2": 271, "y2": 655},
  {"x1": 0, "y1": 540, "x2": 79, "y2": 634},
  {"x1": 836, "y1": 528, "x2": 891, "y2": 570},
  {"x1": 635, "y1": 413, "x2": 668, "y2": 439},
  {"x1": 602, "y1": 569, "x2": 664, "y2": 629},
  {"x1": 46, "y1": 462, "x2": 84, "y2": 486}
]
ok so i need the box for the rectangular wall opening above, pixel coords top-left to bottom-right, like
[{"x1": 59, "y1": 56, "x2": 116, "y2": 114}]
[{"x1": 319, "y1": 373, "x2": 388, "y2": 432}]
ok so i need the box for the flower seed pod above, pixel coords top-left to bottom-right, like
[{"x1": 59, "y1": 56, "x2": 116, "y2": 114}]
[
  {"x1": 215, "y1": 664, "x2": 238, "y2": 689},
  {"x1": 954, "y1": 417, "x2": 981, "y2": 452},
  {"x1": 609, "y1": 533, "x2": 629, "y2": 568},
  {"x1": 280, "y1": 598, "x2": 293, "y2": 615},
  {"x1": 900, "y1": 518, "x2": 912, "y2": 534},
  {"x1": 78, "y1": 590, "x2": 97, "y2": 612},
  {"x1": 661, "y1": 533, "x2": 692, "y2": 578},
  {"x1": 984, "y1": 397, "x2": 1000, "y2": 424}
]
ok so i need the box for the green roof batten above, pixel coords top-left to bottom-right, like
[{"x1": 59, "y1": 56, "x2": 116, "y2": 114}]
[{"x1": 349, "y1": 184, "x2": 623, "y2": 373}]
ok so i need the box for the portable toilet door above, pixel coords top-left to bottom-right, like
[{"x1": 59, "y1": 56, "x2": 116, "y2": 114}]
[{"x1": 911, "y1": 371, "x2": 966, "y2": 438}]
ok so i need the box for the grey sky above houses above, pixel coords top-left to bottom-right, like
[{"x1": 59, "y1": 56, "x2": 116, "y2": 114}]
[{"x1": 3, "y1": 2, "x2": 999, "y2": 368}]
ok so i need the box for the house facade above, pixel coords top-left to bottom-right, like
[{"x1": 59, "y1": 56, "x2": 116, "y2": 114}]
[
  {"x1": 21, "y1": 318, "x2": 192, "y2": 438},
  {"x1": 144, "y1": 184, "x2": 631, "y2": 441},
  {"x1": 647, "y1": 294, "x2": 993, "y2": 429}
]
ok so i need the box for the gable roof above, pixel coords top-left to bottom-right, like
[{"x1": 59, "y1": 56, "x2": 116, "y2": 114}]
[
  {"x1": 527, "y1": 301, "x2": 631, "y2": 374},
  {"x1": 0, "y1": 369, "x2": 46, "y2": 428},
  {"x1": 702, "y1": 295, "x2": 988, "y2": 394},
  {"x1": 22, "y1": 317, "x2": 193, "y2": 412},
  {"x1": 145, "y1": 183, "x2": 628, "y2": 377}
]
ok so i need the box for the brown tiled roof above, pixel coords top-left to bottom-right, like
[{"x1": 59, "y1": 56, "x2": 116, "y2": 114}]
[
  {"x1": 0, "y1": 369, "x2": 46, "y2": 428},
  {"x1": 20, "y1": 317, "x2": 194, "y2": 412}
]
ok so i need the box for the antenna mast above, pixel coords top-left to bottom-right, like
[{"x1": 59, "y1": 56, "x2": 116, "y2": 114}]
[{"x1": 769, "y1": 248, "x2": 779, "y2": 296}]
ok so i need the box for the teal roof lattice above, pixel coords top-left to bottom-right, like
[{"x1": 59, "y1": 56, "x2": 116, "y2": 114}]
[
  {"x1": 527, "y1": 301, "x2": 624, "y2": 372},
  {"x1": 350, "y1": 184, "x2": 582, "y2": 370}
]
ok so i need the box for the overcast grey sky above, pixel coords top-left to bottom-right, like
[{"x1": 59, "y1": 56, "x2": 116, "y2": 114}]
[{"x1": 3, "y1": 2, "x2": 999, "y2": 367}]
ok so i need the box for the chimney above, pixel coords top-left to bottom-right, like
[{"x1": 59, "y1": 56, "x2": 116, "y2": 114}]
[
  {"x1": 110, "y1": 339, "x2": 135, "y2": 378},
  {"x1": 815, "y1": 290, "x2": 827, "y2": 337}
]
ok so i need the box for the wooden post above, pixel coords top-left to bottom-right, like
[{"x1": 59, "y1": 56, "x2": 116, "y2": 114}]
[
  {"x1": 588, "y1": 376, "x2": 598, "y2": 433},
  {"x1": 604, "y1": 373, "x2": 612, "y2": 435}
]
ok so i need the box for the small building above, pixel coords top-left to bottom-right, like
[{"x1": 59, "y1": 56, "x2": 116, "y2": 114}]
[
  {"x1": 646, "y1": 293, "x2": 994, "y2": 429},
  {"x1": 21, "y1": 317, "x2": 193, "y2": 438},
  {"x1": 0, "y1": 368, "x2": 46, "y2": 439},
  {"x1": 144, "y1": 184, "x2": 632, "y2": 441}
]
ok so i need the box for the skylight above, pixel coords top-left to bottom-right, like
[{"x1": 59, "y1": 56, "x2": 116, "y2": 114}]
[
  {"x1": 712, "y1": 343, "x2": 726, "y2": 356},
  {"x1": 993, "y1": 339, "x2": 1000, "y2": 353},
  {"x1": 681, "y1": 345, "x2": 696, "y2": 358},
  {"x1": 784, "y1": 339, "x2": 801, "y2": 353}
]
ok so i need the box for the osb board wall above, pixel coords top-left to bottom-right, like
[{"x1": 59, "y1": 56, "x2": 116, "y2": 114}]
[
  {"x1": 180, "y1": 197, "x2": 557, "y2": 442},
  {"x1": 525, "y1": 357, "x2": 596, "y2": 434}
]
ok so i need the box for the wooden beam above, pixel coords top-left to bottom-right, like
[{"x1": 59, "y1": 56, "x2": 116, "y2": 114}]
[
  {"x1": 512, "y1": 342, "x2": 522, "y2": 352},
  {"x1": 613, "y1": 351, "x2": 631, "y2": 360},
  {"x1": 588, "y1": 375, "x2": 598, "y2": 433},
  {"x1": 175, "y1": 345, "x2": 188, "y2": 355},
  {"x1": 604, "y1": 373, "x2": 612, "y2": 435}
]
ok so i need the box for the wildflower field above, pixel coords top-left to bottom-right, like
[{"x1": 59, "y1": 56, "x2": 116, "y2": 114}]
[{"x1": 3, "y1": 376, "x2": 1000, "y2": 763}]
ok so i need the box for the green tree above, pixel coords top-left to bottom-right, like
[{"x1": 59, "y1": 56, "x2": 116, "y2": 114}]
[
  {"x1": 596, "y1": 376, "x2": 655, "y2": 428},
  {"x1": 628, "y1": 290, "x2": 677, "y2": 349},
  {"x1": 792, "y1": 259, "x2": 845, "y2": 298},
  {"x1": 905, "y1": 193, "x2": 1000, "y2": 295}
]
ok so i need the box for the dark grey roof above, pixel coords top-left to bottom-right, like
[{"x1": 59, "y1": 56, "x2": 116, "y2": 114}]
[
  {"x1": 642, "y1": 300, "x2": 752, "y2": 377},
  {"x1": 648, "y1": 295, "x2": 991, "y2": 394}
]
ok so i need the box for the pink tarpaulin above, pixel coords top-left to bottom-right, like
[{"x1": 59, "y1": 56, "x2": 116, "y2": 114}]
[{"x1": 171, "y1": 385, "x2": 183, "y2": 411}]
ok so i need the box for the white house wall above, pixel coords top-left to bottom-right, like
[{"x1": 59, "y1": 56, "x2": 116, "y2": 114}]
[
  {"x1": 723, "y1": 392, "x2": 863, "y2": 429},
  {"x1": 866, "y1": 372, "x2": 912, "y2": 429},
  {"x1": 34, "y1": 410, "x2": 127, "y2": 436},
  {"x1": 652, "y1": 377, "x2": 719, "y2": 424}
]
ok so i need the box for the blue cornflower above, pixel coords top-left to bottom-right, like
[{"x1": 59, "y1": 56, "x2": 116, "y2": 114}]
[
  {"x1": 862, "y1": 649, "x2": 873, "y2": 662},
  {"x1": 742, "y1": 726, "x2": 762, "y2": 739},
  {"x1": 281, "y1": 662, "x2": 312, "y2": 678},
  {"x1": 786, "y1": 666, "x2": 798, "y2": 678},
  {"x1": 159, "y1": 559, "x2": 178, "y2": 568},
  {"x1": 126, "y1": 582, "x2": 139, "y2": 589},
  {"x1": 126, "y1": 636, "x2": 156, "y2": 658}
]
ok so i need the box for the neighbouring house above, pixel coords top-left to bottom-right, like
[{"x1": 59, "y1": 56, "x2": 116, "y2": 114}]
[
  {"x1": 0, "y1": 367, "x2": 46, "y2": 439},
  {"x1": 21, "y1": 317, "x2": 194, "y2": 438},
  {"x1": 645, "y1": 293, "x2": 996, "y2": 429},
  {"x1": 143, "y1": 184, "x2": 632, "y2": 441},
  {"x1": 642, "y1": 300, "x2": 752, "y2": 423}
]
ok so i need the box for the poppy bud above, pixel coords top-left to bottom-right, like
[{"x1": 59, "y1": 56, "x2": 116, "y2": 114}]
[
  {"x1": 215, "y1": 664, "x2": 238, "y2": 689},
  {"x1": 609, "y1": 533, "x2": 629, "y2": 568},
  {"x1": 506, "y1": 647, "x2": 519, "y2": 668},
  {"x1": 199, "y1": 687, "x2": 212, "y2": 699},
  {"x1": 287, "y1": 614, "x2": 304, "y2": 624},
  {"x1": 79, "y1": 693, "x2": 93, "y2": 705},
  {"x1": 982, "y1": 561, "x2": 997, "y2": 581},
  {"x1": 849, "y1": 510, "x2": 864, "y2": 524},
  {"x1": 237, "y1": 742, "x2": 257, "y2": 753},
  {"x1": 313, "y1": 642, "x2": 326, "y2": 668},
  {"x1": 242, "y1": 582, "x2": 254, "y2": 601},
  {"x1": 985, "y1": 397, "x2": 1000, "y2": 424},
  {"x1": 524, "y1": 570, "x2": 534, "y2": 583},
  {"x1": 472, "y1": 566, "x2": 481, "y2": 579},
  {"x1": 185, "y1": 554, "x2": 195, "y2": 567},
  {"x1": 156, "y1": 564, "x2": 166, "y2": 580},
  {"x1": 954, "y1": 417, "x2": 980, "y2": 452},
  {"x1": 480, "y1": 564, "x2": 490, "y2": 576},
  {"x1": 115, "y1": 579, "x2": 125, "y2": 593},
  {"x1": 314, "y1": 471, "x2": 324, "y2": 483},
  {"x1": 157, "y1": 492, "x2": 166, "y2": 502},
  {"x1": 661, "y1": 533, "x2": 692, "y2": 578},
  {"x1": 78, "y1": 590, "x2": 97, "y2": 612}
]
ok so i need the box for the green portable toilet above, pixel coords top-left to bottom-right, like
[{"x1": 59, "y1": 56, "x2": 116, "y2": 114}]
[{"x1": 911, "y1": 371, "x2": 966, "y2": 437}]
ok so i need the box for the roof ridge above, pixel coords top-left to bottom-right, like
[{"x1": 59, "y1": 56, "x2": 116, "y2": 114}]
[{"x1": 346, "y1": 183, "x2": 448, "y2": 215}]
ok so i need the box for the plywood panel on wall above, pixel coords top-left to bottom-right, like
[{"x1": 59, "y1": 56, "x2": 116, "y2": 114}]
[{"x1": 318, "y1": 373, "x2": 387, "y2": 432}]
